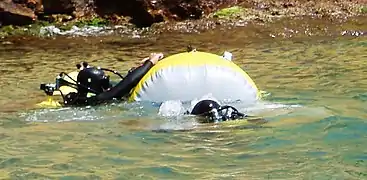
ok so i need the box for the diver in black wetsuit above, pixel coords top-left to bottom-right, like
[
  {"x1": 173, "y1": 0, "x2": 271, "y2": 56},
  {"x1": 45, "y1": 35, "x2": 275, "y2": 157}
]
[
  {"x1": 189, "y1": 99, "x2": 248, "y2": 123},
  {"x1": 59, "y1": 53, "x2": 164, "y2": 106}
]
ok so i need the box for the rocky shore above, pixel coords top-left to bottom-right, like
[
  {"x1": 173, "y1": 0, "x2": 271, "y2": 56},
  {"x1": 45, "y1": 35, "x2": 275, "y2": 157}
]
[{"x1": 1, "y1": 0, "x2": 366, "y2": 38}]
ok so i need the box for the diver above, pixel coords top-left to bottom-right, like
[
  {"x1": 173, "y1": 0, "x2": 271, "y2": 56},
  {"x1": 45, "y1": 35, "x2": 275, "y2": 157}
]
[
  {"x1": 54, "y1": 53, "x2": 164, "y2": 106},
  {"x1": 189, "y1": 99, "x2": 247, "y2": 123}
]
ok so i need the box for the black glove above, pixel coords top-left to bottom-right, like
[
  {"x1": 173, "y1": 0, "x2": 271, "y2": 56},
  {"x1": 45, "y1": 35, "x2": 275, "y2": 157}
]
[{"x1": 63, "y1": 92, "x2": 79, "y2": 106}]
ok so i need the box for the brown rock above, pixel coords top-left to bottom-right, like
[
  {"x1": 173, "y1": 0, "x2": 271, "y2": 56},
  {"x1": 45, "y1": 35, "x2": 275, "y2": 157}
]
[
  {"x1": 12, "y1": 0, "x2": 44, "y2": 15},
  {"x1": 12, "y1": 0, "x2": 40, "y2": 10},
  {"x1": 0, "y1": 0, "x2": 240, "y2": 27},
  {"x1": 41, "y1": 0, "x2": 94, "y2": 18},
  {"x1": 93, "y1": 0, "x2": 239, "y2": 28},
  {"x1": 0, "y1": 0, "x2": 36, "y2": 25},
  {"x1": 147, "y1": 0, "x2": 238, "y2": 21},
  {"x1": 95, "y1": 0, "x2": 156, "y2": 27}
]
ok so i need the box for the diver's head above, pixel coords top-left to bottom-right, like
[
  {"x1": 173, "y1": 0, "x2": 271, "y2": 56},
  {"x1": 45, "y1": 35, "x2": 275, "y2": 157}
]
[
  {"x1": 77, "y1": 67, "x2": 110, "y2": 96},
  {"x1": 191, "y1": 100, "x2": 220, "y2": 116},
  {"x1": 190, "y1": 100, "x2": 221, "y2": 123},
  {"x1": 190, "y1": 99, "x2": 246, "y2": 123}
]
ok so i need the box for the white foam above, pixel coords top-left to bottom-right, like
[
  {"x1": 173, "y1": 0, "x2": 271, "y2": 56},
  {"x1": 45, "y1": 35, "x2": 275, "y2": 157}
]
[{"x1": 158, "y1": 100, "x2": 185, "y2": 117}]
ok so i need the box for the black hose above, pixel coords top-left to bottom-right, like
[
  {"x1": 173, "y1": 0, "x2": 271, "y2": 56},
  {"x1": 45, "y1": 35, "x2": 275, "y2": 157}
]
[
  {"x1": 100, "y1": 68, "x2": 124, "y2": 80},
  {"x1": 218, "y1": 105, "x2": 247, "y2": 118}
]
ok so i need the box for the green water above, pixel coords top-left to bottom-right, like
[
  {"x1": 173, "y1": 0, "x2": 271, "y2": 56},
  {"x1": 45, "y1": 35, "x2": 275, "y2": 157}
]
[{"x1": 0, "y1": 23, "x2": 367, "y2": 179}]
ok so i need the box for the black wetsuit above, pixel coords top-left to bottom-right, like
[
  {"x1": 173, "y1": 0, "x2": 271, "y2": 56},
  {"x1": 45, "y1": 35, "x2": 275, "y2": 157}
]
[{"x1": 63, "y1": 61, "x2": 154, "y2": 106}]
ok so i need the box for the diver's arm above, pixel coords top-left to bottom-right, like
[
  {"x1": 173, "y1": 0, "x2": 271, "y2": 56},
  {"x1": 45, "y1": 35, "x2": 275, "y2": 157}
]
[{"x1": 94, "y1": 60, "x2": 154, "y2": 101}]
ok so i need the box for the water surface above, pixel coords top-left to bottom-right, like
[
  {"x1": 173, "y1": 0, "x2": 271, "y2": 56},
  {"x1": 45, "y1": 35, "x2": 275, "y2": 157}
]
[{"x1": 0, "y1": 22, "x2": 366, "y2": 179}]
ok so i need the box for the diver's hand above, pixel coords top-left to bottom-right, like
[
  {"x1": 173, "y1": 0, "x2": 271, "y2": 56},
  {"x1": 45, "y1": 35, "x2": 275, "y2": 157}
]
[{"x1": 141, "y1": 53, "x2": 164, "y2": 65}]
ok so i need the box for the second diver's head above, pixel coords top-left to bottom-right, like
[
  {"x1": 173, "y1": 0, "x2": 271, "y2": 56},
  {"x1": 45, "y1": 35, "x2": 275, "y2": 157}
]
[
  {"x1": 190, "y1": 99, "x2": 246, "y2": 123},
  {"x1": 77, "y1": 67, "x2": 110, "y2": 96}
]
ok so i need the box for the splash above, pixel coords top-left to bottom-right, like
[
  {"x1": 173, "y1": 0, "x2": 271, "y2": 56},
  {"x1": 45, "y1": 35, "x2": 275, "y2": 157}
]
[
  {"x1": 40, "y1": 25, "x2": 113, "y2": 37},
  {"x1": 39, "y1": 25, "x2": 145, "y2": 38},
  {"x1": 21, "y1": 92, "x2": 304, "y2": 132},
  {"x1": 158, "y1": 100, "x2": 185, "y2": 117},
  {"x1": 158, "y1": 93, "x2": 302, "y2": 118},
  {"x1": 21, "y1": 106, "x2": 105, "y2": 122}
]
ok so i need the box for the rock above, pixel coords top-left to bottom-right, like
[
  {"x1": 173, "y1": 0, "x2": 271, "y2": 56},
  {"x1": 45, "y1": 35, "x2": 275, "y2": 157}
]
[
  {"x1": 41, "y1": 0, "x2": 94, "y2": 18},
  {"x1": 95, "y1": 0, "x2": 238, "y2": 28},
  {"x1": 148, "y1": 0, "x2": 238, "y2": 21},
  {"x1": 1, "y1": 0, "x2": 239, "y2": 27},
  {"x1": 95, "y1": 0, "x2": 158, "y2": 28},
  {"x1": 153, "y1": 0, "x2": 238, "y2": 21},
  {"x1": 198, "y1": 0, "x2": 239, "y2": 14},
  {"x1": 0, "y1": 0, "x2": 36, "y2": 25},
  {"x1": 12, "y1": 0, "x2": 41, "y2": 11}
]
